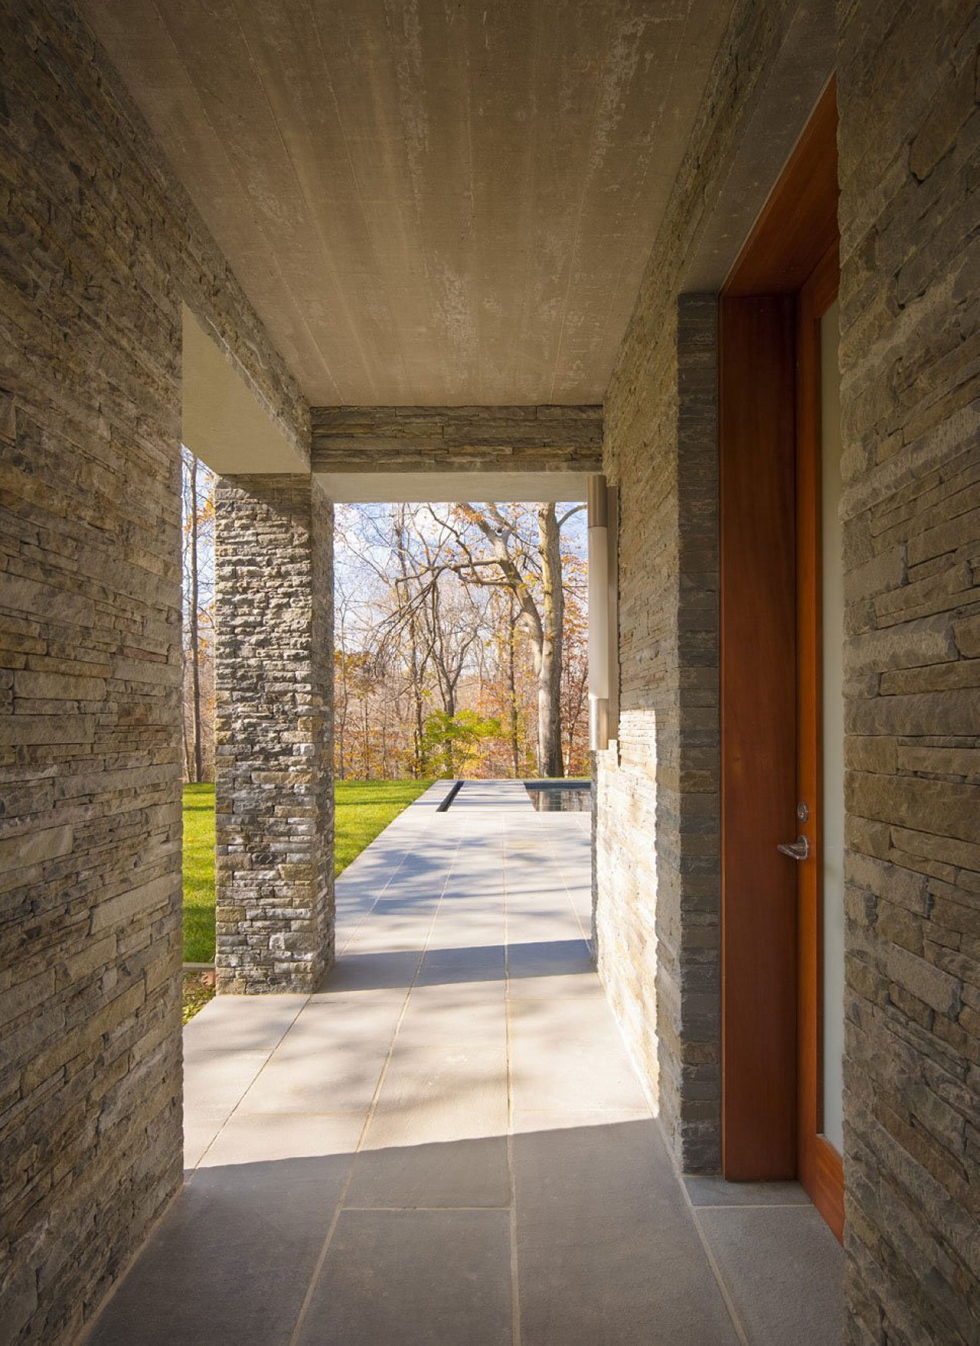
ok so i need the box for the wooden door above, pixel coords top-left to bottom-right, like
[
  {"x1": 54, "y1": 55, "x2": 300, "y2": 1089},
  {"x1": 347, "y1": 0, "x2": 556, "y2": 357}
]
[{"x1": 720, "y1": 80, "x2": 845, "y2": 1240}]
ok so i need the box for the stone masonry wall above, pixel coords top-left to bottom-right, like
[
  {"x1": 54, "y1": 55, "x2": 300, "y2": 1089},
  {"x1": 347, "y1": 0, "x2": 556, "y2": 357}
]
[
  {"x1": 600, "y1": 0, "x2": 978, "y2": 1337},
  {"x1": 597, "y1": 0, "x2": 822, "y2": 1174},
  {"x1": 0, "y1": 2, "x2": 308, "y2": 1341},
  {"x1": 214, "y1": 477, "x2": 334, "y2": 994},
  {"x1": 596, "y1": 296, "x2": 720, "y2": 1168},
  {"x1": 837, "y1": 3, "x2": 979, "y2": 1343},
  {"x1": 312, "y1": 405, "x2": 602, "y2": 475}
]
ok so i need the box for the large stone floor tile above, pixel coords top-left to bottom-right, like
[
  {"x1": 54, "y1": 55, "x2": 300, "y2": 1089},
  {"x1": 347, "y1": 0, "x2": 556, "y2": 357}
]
[
  {"x1": 85, "y1": 1157, "x2": 350, "y2": 1346},
  {"x1": 315, "y1": 949, "x2": 422, "y2": 993},
  {"x1": 505, "y1": 915, "x2": 585, "y2": 947},
  {"x1": 183, "y1": 1119, "x2": 222, "y2": 1171},
  {"x1": 198, "y1": 1111, "x2": 365, "y2": 1167},
  {"x1": 96, "y1": 781, "x2": 843, "y2": 1346},
  {"x1": 295, "y1": 1209, "x2": 512, "y2": 1346},
  {"x1": 277, "y1": 991, "x2": 407, "y2": 1053},
  {"x1": 510, "y1": 971, "x2": 603, "y2": 1000},
  {"x1": 340, "y1": 920, "x2": 434, "y2": 954},
  {"x1": 417, "y1": 942, "x2": 507, "y2": 986},
  {"x1": 513, "y1": 1119, "x2": 739, "y2": 1346},
  {"x1": 695, "y1": 1205, "x2": 844, "y2": 1346},
  {"x1": 511, "y1": 1106, "x2": 652, "y2": 1134},
  {"x1": 345, "y1": 1134, "x2": 511, "y2": 1208},
  {"x1": 182, "y1": 995, "x2": 307, "y2": 1056},
  {"x1": 508, "y1": 935, "x2": 592, "y2": 969},
  {"x1": 684, "y1": 1174, "x2": 812, "y2": 1206},
  {"x1": 364, "y1": 1043, "x2": 509, "y2": 1147},
  {"x1": 182, "y1": 1049, "x2": 273, "y2": 1124},
  {"x1": 396, "y1": 981, "x2": 507, "y2": 1047},
  {"x1": 238, "y1": 1044, "x2": 390, "y2": 1114},
  {"x1": 508, "y1": 997, "x2": 650, "y2": 1114}
]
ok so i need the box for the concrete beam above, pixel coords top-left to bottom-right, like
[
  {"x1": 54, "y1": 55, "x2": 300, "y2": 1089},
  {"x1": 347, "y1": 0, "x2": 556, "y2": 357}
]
[
  {"x1": 317, "y1": 471, "x2": 592, "y2": 504},
  {"x1": 182, "y1": 307, "x2": 309, "y2": 474}
]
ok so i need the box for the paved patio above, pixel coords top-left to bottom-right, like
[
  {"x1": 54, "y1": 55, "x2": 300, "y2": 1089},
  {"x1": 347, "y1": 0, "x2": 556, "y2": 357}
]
[{"x1": 84, "y1": 780, "x2": 842, "y2": 1345}]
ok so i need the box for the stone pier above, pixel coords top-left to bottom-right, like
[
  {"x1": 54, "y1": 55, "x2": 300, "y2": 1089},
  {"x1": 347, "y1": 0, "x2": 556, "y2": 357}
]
[{"x1": 214, "y1": 474, "x2": 334, "y2": 993}]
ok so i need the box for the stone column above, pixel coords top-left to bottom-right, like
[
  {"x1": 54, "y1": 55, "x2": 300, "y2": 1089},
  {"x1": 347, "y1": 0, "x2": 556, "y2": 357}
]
[{"x1": 214, "y1": 474, "x2": 333, "y2": 993}]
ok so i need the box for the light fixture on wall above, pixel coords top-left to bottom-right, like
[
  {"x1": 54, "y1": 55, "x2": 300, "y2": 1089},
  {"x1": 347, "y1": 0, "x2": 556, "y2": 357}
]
[{"x1": 588, "y1": 474, "x2": 611, "y2": 752}]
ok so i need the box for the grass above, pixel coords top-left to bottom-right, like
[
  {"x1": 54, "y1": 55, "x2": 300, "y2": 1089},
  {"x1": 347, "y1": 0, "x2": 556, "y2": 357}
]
[
  {"x1": 332, "y1": 778, "x2": 432, "y2": 876},
  {"x1": 181, "y1": 778, "x2": 432, "y2": 966},
  {"x1": 182, "y1": 783, "x2": 217, "y2": 965}
]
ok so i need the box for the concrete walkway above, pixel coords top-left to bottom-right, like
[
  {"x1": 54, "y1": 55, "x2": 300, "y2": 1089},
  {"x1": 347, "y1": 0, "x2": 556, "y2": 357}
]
[{"x1": 85, "y1": 780, "x2": 843, "y2": 1346}]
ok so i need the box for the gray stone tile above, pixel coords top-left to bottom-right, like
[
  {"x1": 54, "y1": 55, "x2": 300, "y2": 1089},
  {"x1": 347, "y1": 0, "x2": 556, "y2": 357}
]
[
  {"x1": 314, "y1": 949, "x2": 422, "y2": 993},
  {"x1": 277, "y1": 991, "x2": 407, "y2": 1052},
  {"x1": 295, "y1": 1209, "x2": 512, "y2": 1346},
  {"x1": 183, "y1": 995, "x2": 307, "y2": 1056},
  {"x1": 417, "y1": 943, "x2": 507, "y2": 986},
  {"x1": 513, "y1": 1118, "x2": 739, "y2": 1346},
  {"x1": 396, "y1": 981, "x2": 507, "y2": 1047},
  {"x1": 198, "y1": 1112, "x2": 364, "y2": 1167},
  {"x1": 238, "y1": 1042, "x2": 389, "y2": 1115},
  {"x1": 138, "y1": 784, "x2": 844, "y2": 1346},
  {"x1": 182, "y1": 1049, "x2": 272, "y2": 1124},
  {"x1": 86, "y1": 1157, "x2": 350, "y2": 1346},
  {"x1": 507, "y1": 936, "x2": 594, "y2": 978},
  {"x1": 364, "y1": 1043, "x2": 509, "y2": 1148},
  {"x1": 511, "y1": 1107, "x2": 651, "y2": 1134},
  {"x1": 508, "y1": 996, "x2": 649, "y2": 1114},
  {"x1": 183, "y1": 1120, "x2": 222, "y2": 1171},
  {"x1": 695, "y1": 1206, "x2": 845, "y2": 1346},
  {"x1": 346, "y1": 1135, "x2": 511, "y2": 1208},
  {"x1": 683, "y1": 1174, "x2": 811, "y2": 1206}
]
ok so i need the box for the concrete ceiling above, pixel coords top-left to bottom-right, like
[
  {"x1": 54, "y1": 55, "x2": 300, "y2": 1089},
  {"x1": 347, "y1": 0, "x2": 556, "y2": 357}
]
[{"x1": 82, "y1": 0, "x2": 734, "y2": 406}]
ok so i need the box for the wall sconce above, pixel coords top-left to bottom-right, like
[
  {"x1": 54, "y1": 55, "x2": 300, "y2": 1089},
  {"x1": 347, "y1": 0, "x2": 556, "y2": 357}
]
[{"x1": 588, "y1": 475, "x2": 617, "y2": 752}]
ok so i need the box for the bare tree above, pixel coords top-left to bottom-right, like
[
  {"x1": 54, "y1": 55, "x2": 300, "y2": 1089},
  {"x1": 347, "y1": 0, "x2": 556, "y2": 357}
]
[
  {"x1": 330, "y1": 500, "x2": 588, "y2": 781},
  {"x1": 439, "y1": 502, "x2": 583, "y2": 777}
]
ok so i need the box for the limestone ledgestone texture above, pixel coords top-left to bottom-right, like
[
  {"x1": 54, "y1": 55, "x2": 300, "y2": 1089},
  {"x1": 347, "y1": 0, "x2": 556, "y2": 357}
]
[
  {"x1": 214, "y1": 476, "x2": 334, "y2": 994},
  {"x1": 311, "y1": 405, "x2": 603, "y2": 475},
  {"x1": 595, "y1": 296, "x2": 721, "y2": 1170},
  {"x1": 0, "y1": 2, "x2": 307, "y2": 1341},
  {"x1": 837, "y1": 4, "x2": 979, "y2": 1343},
  {"x1": 598, "y1": 0, "x2": 978, "y2": 1340},
  {"x1": 595, "y1": 0, "x2": 831, "y2": 1175}
]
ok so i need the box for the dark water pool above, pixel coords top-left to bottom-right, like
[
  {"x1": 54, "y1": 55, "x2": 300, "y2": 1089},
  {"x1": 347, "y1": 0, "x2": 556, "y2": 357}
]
[{"x1": 525, "y1": 782, "x2": 592, "y2": 812}]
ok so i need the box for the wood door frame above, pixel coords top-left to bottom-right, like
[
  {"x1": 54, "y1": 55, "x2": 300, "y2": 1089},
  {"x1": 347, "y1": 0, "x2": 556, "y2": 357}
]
[
  {"x1": 719, "y1": 80, "x2": 842, "y2": 1231},
  {"x1": 795, "y1": 243, "x2": 846, "y2": 1238}
]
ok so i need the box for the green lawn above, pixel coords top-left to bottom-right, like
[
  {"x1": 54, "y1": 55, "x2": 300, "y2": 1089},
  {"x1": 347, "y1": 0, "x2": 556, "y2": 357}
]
[
  {"x1": 181, "y1": 779, "x2": 432, "y2": 964},
  {"x1": 183, "y1": 784, "x2": 218, "y2": 965}
]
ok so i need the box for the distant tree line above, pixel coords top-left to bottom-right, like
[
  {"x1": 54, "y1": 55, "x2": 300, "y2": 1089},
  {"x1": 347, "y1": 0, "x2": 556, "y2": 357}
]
[
  {"x1": 334, "y1": 501, "x2": 589, "y2": 780},
  {"x1": 181, "y1": 459, "x2": 589, "y2": 782}
]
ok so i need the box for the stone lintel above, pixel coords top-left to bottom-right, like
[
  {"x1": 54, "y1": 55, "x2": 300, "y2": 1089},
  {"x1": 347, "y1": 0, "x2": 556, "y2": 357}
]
[{"x1": 311, "y1": 405, "x2": 603, "y2": 474}]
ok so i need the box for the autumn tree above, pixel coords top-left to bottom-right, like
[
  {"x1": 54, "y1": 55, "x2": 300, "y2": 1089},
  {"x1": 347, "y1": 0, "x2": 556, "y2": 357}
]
[
  {"x1": 440, "y1": 502, "x2": 584, "y2": 777},
  {"x1": 331, "y1": 500, "x2": 588, "y2": 781}
]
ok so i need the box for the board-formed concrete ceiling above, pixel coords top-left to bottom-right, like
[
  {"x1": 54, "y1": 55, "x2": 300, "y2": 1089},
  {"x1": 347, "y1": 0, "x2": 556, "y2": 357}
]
[{"x1": 82, "y1": 0, "x2": 734, "y2": 406}]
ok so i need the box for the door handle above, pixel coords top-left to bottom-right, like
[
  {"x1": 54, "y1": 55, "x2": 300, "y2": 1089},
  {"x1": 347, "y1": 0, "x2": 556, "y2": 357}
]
[{"x1": 777, "y1": 835, "x2": 810, "y2": 861}]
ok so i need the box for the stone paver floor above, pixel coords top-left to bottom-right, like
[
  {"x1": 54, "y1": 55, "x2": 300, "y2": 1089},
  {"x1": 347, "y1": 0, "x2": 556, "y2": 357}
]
[{"x1": 85, "y1": 780, "x2": 843, "y2": 1346}]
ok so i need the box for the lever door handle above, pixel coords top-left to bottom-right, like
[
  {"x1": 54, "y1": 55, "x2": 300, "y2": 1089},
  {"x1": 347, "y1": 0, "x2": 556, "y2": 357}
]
[{"x1": 777, "y1": 835, "x2": 810, "y2": 861}]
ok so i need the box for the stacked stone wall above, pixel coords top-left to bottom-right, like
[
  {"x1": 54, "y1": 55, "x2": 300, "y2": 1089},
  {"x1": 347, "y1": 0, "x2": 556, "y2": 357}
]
[
  {"x1": 837, "y1": 3, "x2": 979, "y2": 1342},
  {"x1": 597, "y1": 0, "x2": 813, "y2": 1173},
  {"x1": 600, "y1": 0, "x2": 978, "y2": 1337},
  {"x1": 311, "y1": 405, "x2": 602, "y2": 474},
  {"x1": 0, "y1": 1, "x2": 308, "y2": 1340},
  {"x1": 214, "y1": 476, "x2": 334, "y2": 994}
]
